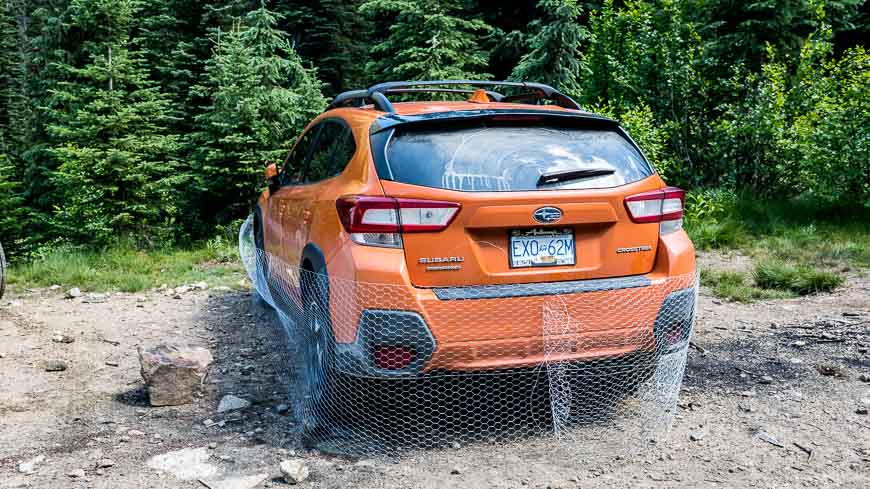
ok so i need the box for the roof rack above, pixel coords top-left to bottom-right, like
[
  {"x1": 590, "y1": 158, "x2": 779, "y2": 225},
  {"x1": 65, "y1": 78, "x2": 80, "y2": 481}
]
[{"x1": 326, "y1": 80, "x2": 581, "y2": 112}]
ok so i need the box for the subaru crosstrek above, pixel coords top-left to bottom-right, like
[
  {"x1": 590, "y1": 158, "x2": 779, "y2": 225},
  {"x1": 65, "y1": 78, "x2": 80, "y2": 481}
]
[{"x1": 251, "y1": 80, "x2": 697, "y2": 429}]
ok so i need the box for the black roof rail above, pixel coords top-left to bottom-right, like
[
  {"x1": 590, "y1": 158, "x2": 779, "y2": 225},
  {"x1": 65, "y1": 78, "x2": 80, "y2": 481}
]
[{"x1": 325, "y1": 80, "x2": 581, "y2": 112}]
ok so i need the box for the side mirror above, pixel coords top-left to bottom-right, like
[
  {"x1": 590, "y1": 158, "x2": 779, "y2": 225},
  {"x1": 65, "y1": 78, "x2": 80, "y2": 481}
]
[{"x1": 264, "y1": 163, "x2": 279, "y2": 193}]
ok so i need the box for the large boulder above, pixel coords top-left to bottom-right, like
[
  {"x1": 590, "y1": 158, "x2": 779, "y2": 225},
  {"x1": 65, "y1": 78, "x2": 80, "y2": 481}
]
[{"x1": 138, "y1": 342, "x2": 213, "y2": 406}]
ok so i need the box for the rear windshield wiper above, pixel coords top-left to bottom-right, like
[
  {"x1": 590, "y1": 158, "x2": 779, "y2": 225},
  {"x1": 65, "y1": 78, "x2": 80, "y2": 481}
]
[{"x1": 537, "y1": 168, "x2": 615, "y2": 187}]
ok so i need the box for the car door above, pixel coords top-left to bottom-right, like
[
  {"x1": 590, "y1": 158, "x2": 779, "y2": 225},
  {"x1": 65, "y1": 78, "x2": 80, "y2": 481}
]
[
  {"x1": 265, "y1": 126, "x2": 319, "y2": 264},
  {"x1": 285, "y1": 119, "x2": 350, "y2": 266}
]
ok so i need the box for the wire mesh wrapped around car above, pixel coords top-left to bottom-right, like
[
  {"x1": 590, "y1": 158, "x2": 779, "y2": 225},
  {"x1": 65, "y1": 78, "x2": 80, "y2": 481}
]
[{"x1": 239, "y1": 214, "x2": 696, "y2": 458}]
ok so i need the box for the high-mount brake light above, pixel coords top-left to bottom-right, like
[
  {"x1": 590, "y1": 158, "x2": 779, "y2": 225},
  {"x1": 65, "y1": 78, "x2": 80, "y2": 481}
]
[
  {"x1": 624, "y1": 187, "x2": 685, "y2": 235},
  {"x1": 336, "y1": 196, "x2": 460, "y2": 248}
]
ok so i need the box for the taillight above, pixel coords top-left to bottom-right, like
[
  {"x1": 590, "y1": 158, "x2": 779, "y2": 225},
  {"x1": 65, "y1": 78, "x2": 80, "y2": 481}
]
[
  {"x1": 624, "y1": 187, "x2": 685, "y2": 235},
  {"x1": 336, "y1": 196, "x2": 460, "y2": 247}
]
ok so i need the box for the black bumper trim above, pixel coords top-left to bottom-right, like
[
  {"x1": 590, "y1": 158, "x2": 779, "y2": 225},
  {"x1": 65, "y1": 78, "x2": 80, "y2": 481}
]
[{"x1": 431, "y1": 275, "x2": 651, "y2": 300}]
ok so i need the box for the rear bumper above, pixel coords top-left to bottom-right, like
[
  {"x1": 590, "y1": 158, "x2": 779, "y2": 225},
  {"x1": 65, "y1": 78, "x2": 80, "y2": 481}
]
[
  {"x1": 329, "y1": 230, "x2": 696, "y2": 377},
  {"x1": 334, "y1": 272, "x2": 696, "y2": 378}
]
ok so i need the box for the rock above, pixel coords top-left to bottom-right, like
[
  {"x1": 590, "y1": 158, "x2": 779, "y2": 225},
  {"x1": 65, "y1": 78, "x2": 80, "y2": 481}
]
[
  {"x1": 174, "y1": 286, "x2": 192, "y2": 295},
  {"x1": 43, "y1": 360, "x2": 68, "y2": 372},
  {"x1": 792, "y1": 340, "x2": 807, "y2": 347},
  {"x1": 857, "y1": 408, "x2": 868, "y2": 415},
  {"x1": 127, "y1": 429, "x2": 145, "y2": 436},
  {"x1": 217, "y1": 395, "x2": 250, "y2": 413},
  {"x1": 65, "y1": 288, "x2": 82, "y2": 299},
  {"x1": 49, "y1": 284, "x2": 62, "y2": 291},
  {"x1": 83, "y1": 293, "x2": 108, "y2": 303},
  {"x1": 280, "y1": 459, "x2": 309, "y2": 484},
  {"x1": 203, "y1": 419, "x2": 216, "y2": 427},
  {"x1": 97, "y1": 458, "x2": 115, "y2": 468},
  {"x1": 52, "y1": 334, "x2": 75, "y2": 344},
  {"x1": 816, "y1": 364, "x2": 847, "y2": 378},
  {"x1": 18, "y1": 455, "x2": 45, "y2": 474},
  {"x1": 860, "y1": 374, "x2": 870, "y2": 383},
  {"x1": 451, "y1": 441, "x2": 462, "y2": 449},
  {"x1": 208, "y1": 442, "x2": 217, "y2": 450},
  {"x1": 147, "y1": 447, "x2": 219, "y2": 481},
  {"x1": 138, "y1": 342, "x2": 213, "y2": 406},
  {"x1": 200, "y1": 473, "x2": 269, "y2": 489},
  {"x1": 758, "y1": 375, "x2": 774, "y2": 385},
  {"x1": 275, "y1": 403, "x2": 289, "y2": 415},
  {"x1": 194, "y1": 282, "x2": 209, "y2": 291},
  {"x1": 105, "y1": 359, "x2": 120, "y2": 367},
  {"x1": 450, "y1": 467, "x2": 461, "y2": 475},
  {"x1": 67, "y1": 469, "x2": 86, "y2": 478},
  {"x1": 689, "y1": 431, "x2": 705, "y2": 442}
]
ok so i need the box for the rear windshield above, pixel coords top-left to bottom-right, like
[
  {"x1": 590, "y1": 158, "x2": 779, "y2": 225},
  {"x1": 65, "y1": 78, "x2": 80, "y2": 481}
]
[{"x1": 383, "y1": 123, "x2": 652, "y2": 192}]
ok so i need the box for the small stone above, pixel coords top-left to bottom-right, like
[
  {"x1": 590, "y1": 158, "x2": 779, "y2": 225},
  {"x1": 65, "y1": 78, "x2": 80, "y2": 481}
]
[
  {"x1": 816, "y1": 364, "x2": 847, "y2": 378},
  {"x1": 67, "y1": 469, "x2": 85, "y2": 478},
  {"x1": 43, "y1": 360, "x2": 68, "y2": 372},
  {"x1": 127, "y1": 429, "x2": 145, "y2": 436},
  {"x1": 97, "y1": 458, "x2": 115, "y2": 468},
  {"x1": 208, "y1": 442, "x2": 217, "y2": 450},
  {"x1": 194, "y1": 282, "x2": 209, "y2": 290},
  {"x1": 65, "y1": 288, "x2": 82, "y2": 299},
  {"x1": 450, "y1": 441, "x2": 462, "y2": 449},
  {"x1": 174, "y1": 286, "x2": 191, "y2": 295},
  {"x1": 49, "y1": 284, "x2": 62, "y2": 291},
  {"x1": 792, "y1": 341, "x2": 807, "y2": 347},
  {"x1": 857, "y1": 408, "x2": 869, "y2": 415},
  {"x1": 217, "y1": 395, "x2": 251, "y2": 413},
  {"x1": 18, "y1": 455, "x2": 45, "y2": 474},
  {"x1": 689, "y1": 431, "x2": 705, "y2": 442},
  {"x1": 52, "y1": 334, "x2": 75, "y2": 344},
  {"x1": 758, "y1": 375, "x2": 774, "y2": 385},
  {"x1": 739, "y1": 390, "x2": 755, "y2": 398},
  {"x1": 450, "y1": 467, "x2": 461, "y2": 475},
  {"x1": 860, "y1": 374, "x2": 870, "y2": 383},
  {"x1": 280, "y1": 459, "x2": 309, "y2": 484},
  {"x1": 203, "y1": 419, "x2": 215, "y2": 427},
  {"x1": 105, "y1": 359, "x2": 120, "y2": 367},
  {"x1": 96, "y1": 469, "x2": 105, "y2": 476},
  {"x1": 275, "y1": 403, "x2": 289, "y2": 415}
]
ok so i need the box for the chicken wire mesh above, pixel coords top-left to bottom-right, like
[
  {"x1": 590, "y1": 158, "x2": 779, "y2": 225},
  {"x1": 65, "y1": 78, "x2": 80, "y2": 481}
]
[{"x1": 239, "y1": 214, "x2": 696, "y2": 458}]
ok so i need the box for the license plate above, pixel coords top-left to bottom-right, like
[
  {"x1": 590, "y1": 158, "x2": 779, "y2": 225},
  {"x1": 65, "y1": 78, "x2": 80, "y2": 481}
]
[{"x1": 509, "y1": 228, "x2": 575, "y2": 268}]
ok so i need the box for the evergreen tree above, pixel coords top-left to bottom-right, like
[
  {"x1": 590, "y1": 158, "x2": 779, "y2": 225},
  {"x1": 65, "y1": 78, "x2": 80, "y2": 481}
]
[
  {"x1": 189, "y1": 2, "x2": 326, "y2": 227},
  {"x1": 277, "y1": 0, "x2": 372, "y2": 94},
  {"x1": 359, "y1": 0, "x2": 492, "y2": 82},
  {"x1": 44, "y1": 0, "x2": 183, "y2": 245},
  {"x1": 509, "y1": 0, "x2": 588, "y2": 98}
]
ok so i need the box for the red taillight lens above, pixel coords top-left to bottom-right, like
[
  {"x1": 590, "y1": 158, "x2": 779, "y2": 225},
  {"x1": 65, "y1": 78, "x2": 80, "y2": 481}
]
[
  {"x1": 624, "y1": 187, "x2": 685, "y2": 223},
  {"x1": 373, "y1": 345, "x2": 415, "y2": 370},
  {"x1": 336, "y1": 196, "x2": 460, "y2": 234}
]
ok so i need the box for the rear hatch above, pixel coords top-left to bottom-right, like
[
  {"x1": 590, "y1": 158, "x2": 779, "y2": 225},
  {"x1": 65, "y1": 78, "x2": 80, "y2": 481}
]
[{"x1": 373, "y1": 114, "x2": 665, "y2": 288}]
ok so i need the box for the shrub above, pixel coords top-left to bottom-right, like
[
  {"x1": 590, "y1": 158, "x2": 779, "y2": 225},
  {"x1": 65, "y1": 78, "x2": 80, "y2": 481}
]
[{"x1": 753, "y1": 260, "x2": 843, "y2": 294}]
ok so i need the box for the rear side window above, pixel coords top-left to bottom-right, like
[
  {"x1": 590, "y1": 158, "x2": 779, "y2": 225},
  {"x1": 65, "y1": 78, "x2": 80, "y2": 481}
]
[
  {"x1": 304, "y1": 120, "x2": 356, "y2": 183},
  {"x1": 383, "y1": 124, "x2": 652, "y2": 192}
]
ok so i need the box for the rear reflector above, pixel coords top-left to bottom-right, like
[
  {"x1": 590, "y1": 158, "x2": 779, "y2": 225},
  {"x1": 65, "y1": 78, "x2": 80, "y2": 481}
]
[
  {"x1": 373, "y1": 345, "x2": 415, "y2": 370},
  {"x1": 624, "y1": 187, "x2": 685, "y2": 235}
]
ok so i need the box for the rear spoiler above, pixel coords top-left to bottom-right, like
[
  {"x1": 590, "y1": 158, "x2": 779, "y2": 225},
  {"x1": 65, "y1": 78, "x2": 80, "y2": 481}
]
[{"x1": 369, "y1": 108, "x2": 618, "y2": 135}]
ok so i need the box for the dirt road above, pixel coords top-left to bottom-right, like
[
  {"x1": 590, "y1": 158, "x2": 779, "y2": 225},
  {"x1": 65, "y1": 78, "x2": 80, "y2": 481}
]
[{"x1": 1, "y1": 255, "x2": 868, "y2": 488}]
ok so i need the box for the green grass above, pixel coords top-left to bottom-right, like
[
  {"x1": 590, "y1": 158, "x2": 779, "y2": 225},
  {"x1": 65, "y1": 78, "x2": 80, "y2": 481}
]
[
  {"x1": 700, "y1": 269, "x2": 795, "y2": 303},
  {"x1": 753, "y1": 259, "x2": 844, "y2": 294},
  {"x1": 685, "y1": 192, "x2": 870, "y2": 268},
  {"x1": 7, "y1": 237, "x2": 244, "y2": 293}
]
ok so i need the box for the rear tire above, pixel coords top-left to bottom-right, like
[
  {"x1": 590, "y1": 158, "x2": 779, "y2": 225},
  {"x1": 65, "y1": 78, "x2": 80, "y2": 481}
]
[{"x1": 295, "y1": 269, "x2": 340, "y2": 447}]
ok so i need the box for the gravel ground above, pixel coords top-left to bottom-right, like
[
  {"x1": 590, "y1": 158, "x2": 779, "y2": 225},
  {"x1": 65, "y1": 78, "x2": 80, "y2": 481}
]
[{"x1": 1, "y1": 254, "x2": 868, "y2": 488}]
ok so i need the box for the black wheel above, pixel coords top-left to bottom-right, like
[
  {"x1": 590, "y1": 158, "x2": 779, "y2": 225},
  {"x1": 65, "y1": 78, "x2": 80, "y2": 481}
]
[
  {"x1": 295, "y1": 270, "x2": 339, "y2": 445},
  {"x1": 0, "y1": 241, "x2": 5, "y2": 299}
]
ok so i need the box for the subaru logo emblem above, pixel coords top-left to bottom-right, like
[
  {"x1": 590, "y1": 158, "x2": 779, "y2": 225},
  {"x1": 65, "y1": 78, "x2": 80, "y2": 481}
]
[{"x1": 533, "y1": 206, "x2": 563, "y2": 224}]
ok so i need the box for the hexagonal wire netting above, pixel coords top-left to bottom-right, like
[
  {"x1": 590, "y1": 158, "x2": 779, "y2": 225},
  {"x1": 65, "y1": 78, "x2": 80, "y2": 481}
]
[{"x1": 239, "y1": 215, "x2": 696, "y2": 458}]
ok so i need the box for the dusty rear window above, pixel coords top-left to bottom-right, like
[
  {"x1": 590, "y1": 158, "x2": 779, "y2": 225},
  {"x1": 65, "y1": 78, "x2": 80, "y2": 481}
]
[{"x1": 384, "y1": 124, "x2": 652, "y2": 192}]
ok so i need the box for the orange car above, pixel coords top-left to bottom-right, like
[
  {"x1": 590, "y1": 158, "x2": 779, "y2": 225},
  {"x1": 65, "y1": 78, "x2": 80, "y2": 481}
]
[{"x1": 253, "y1": 80, "x2": 696, "y2": 420}]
